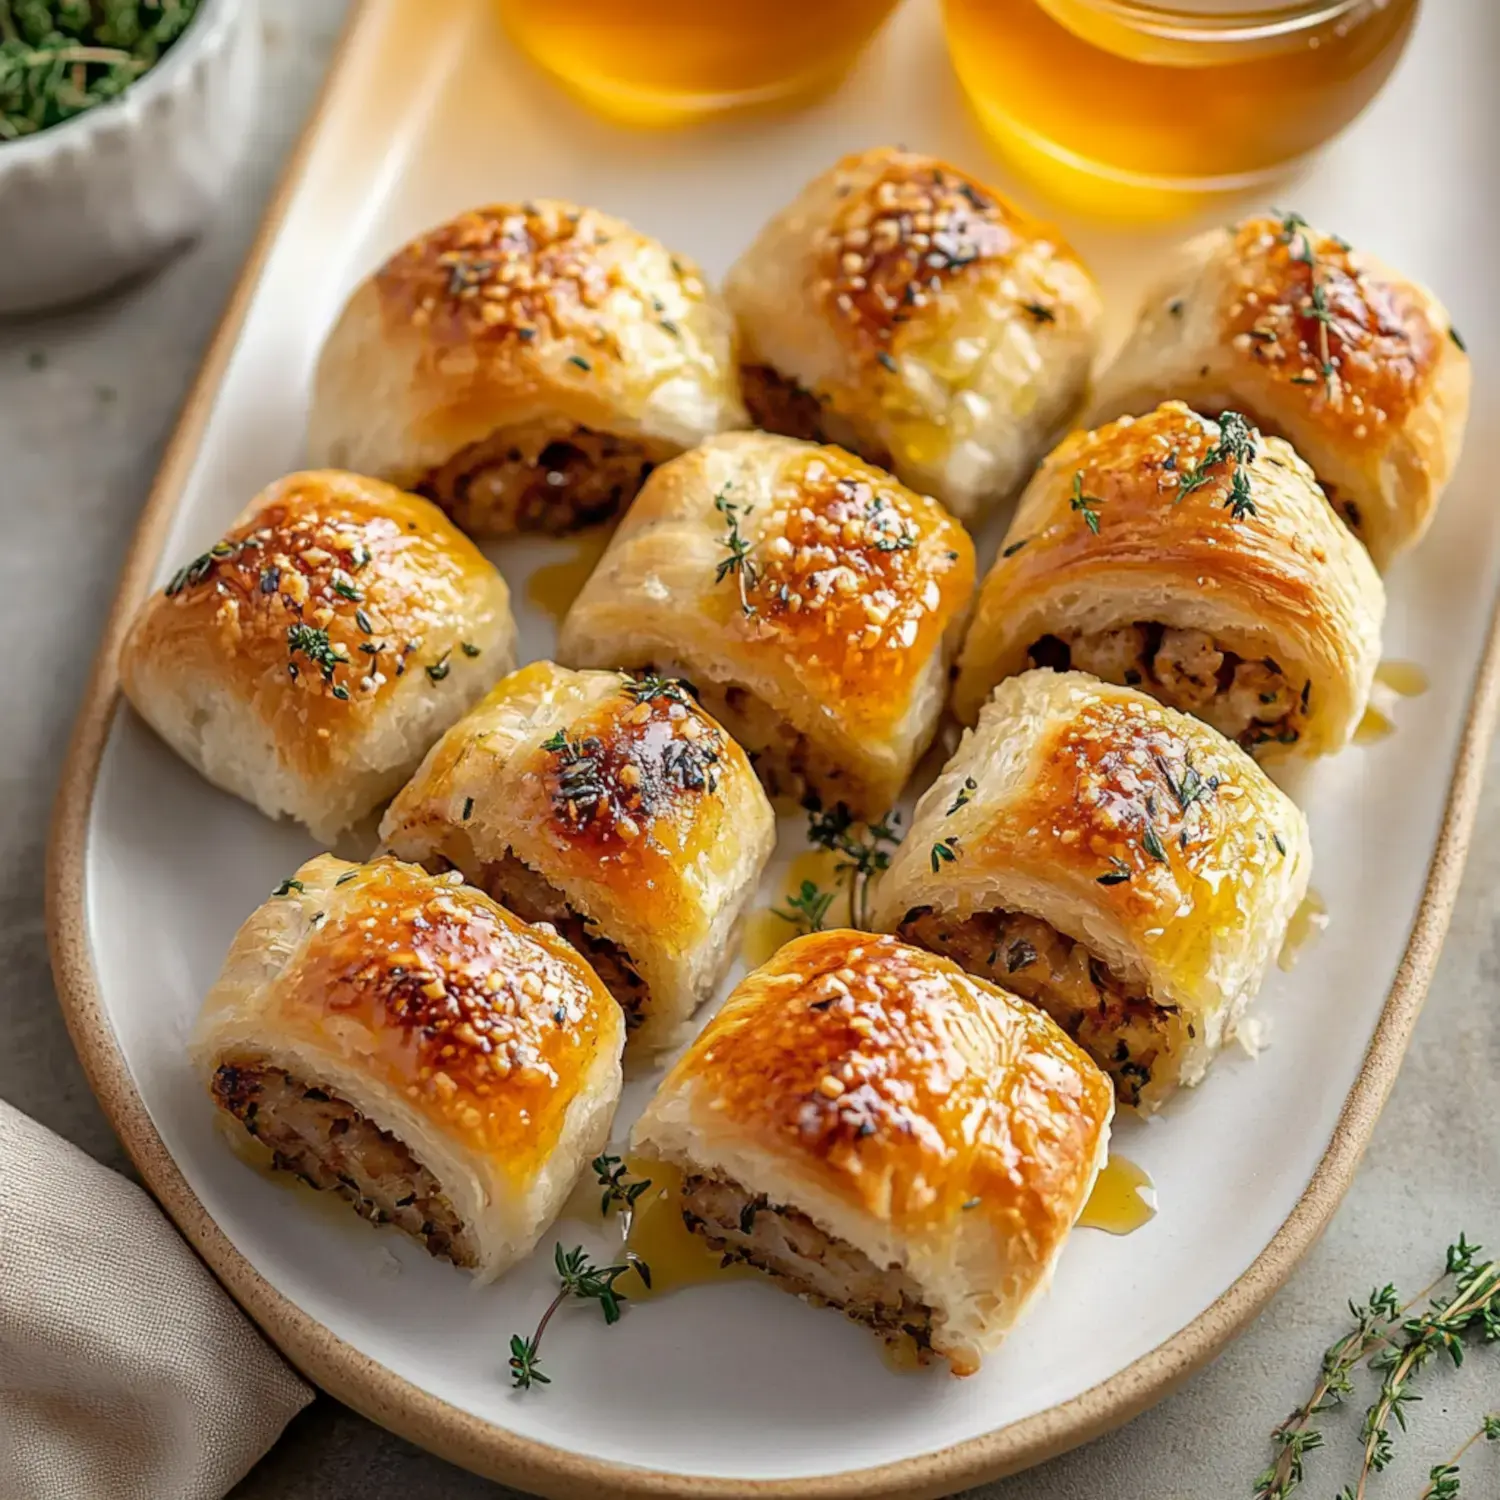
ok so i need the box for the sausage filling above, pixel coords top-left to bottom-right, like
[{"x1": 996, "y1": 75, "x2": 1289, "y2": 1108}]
[
  {"x1": 211, "y1": 1062, "x2": 475, "y2": 1264},
  {"x1": 477, "y1": 853, "x2": 648, "y2": 1031},
  {"x1": 680, "y1": 1170, "x2": 937, "y2": 1363},
  {"x1": 897, "y1": 906, "x2": 1178, "y2": 1108},
  {"x1": 417, "y1": 422, "x2": 664, "y2": 535},
  {"x1": 1028, "y1": 623, "x2": 1307, "y2": 751},
  {"x1": 739, "y1": 363, "x2": 891, "y2": 471}
]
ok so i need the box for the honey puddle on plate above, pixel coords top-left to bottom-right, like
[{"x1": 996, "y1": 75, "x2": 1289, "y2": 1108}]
[
  {"x1": 620, "y1": 1159, "x2": 755, "y2": 1298},
  {"x1": 1357, "y1": 660, "x2": 1430, "y2": 744},
  {"x1": 740, "y1": 849, "x2": 849, "y2": 968},
  {"x1": 1279, "y1": 887, "x2": 1329, "y2": 972},
  {"x1": 1077, "y1": 1154, "x2": 1156, "y2": 1235},
  {"x1": 524, "y1": 527, "x2": 613, "y2": 622}
]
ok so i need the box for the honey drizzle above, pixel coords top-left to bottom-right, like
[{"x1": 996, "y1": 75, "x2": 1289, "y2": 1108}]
[
  {"x1": 1374, "y1": 659, "x2": 1430, "y2": 697},
  {"x1": 740, "y1": 849, "x2": 849, "y2": 968},
  {"x1": 619, "y1": 1158, "x2": 754, "y2": 1298},
  {"x1": 1076, "y1": 1154, "x2": 1155, "y2": 1235},
  {"x1": 524, "y1": 526, "x2": 612, "y2": 623}
]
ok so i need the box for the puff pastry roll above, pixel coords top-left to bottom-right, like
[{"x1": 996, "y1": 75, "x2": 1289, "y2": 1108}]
[
  {"x1": 192, "y1": 854, "x2": 625, "y2": 1280},
  {"x1": 952, "y1": 402, "x2": 1385, "y2": 762},
  {"x1": 380, "y1": 662, "x2": 775, "y2": 1053},
  {"x1": 120, "y1": 471, "x2": 516, "y2": 843},
  {"x1": 724, "y1": 147, "x2": 1102, "y2": 524},
  {"x1": 871, "y1": 671, "x2": 1311, "y2": 1112},
  {"x1": 309, "y1": 201, "x2": 747, "y2": 537},
  {"x1": 1089, "y1": 212, "x2": 1471, "y2": 570},
  {"x1": 632, "y1": 929, "x2": 1112, "y2": 1374},
  {"x1": 557, "y1": 431, "x2": 975, "y2": 819}
]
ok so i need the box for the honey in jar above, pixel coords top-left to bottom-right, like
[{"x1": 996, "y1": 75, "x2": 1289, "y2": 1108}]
[
  {"x1": 496, "y1": 0, "x2": 902, "y2": 127},
  {"x1": 942, "y1": 0, "x2": 1419, "y2": 217}
]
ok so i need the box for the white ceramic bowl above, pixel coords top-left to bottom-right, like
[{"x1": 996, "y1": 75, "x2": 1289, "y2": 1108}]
[{"x1": 0, "y1": 0, "x2": 260, "y2": 316}]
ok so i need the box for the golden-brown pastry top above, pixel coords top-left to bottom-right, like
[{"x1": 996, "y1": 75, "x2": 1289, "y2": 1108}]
[
  {"x1": 563, "y1": 432, "x2": 975, "y2": 743},
  {"x1": 809, "y1": 150, "x2": 1085, "y2": 356},
  {"x1": 666, "y1": 929, "x2": 1111, "y2": 1240},
  {"x1": 726, "y1": 148, "x2": 1102, "y2": 522},
  {"x1": 952, "y1": 402, "x2": 1385, "y2": 746},
  {"x1": 1215, "y1": 214, "x2": 1443, "y2": 437},
  {"x1": 240, "y1": 855, "x2": 620, "y2": 1178},
  {"x1": 384, "y1": 661, "x2": 770, "y2": 936},
  {"x1": 312, "y1": 201, "x2": 746, "y2": 488},
  {"x1": 120, "y1": 471, "x2": 509, "y2": 779}
]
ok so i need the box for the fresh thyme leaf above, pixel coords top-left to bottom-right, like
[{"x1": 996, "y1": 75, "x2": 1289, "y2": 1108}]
[
  {"x1": 462, "y1": 796, "x2": 474, "y2": 821},
  {"x1": 774, "y1": 878, "x2": 836, "y2": 935},
  {"x1": 712, "y1": 484, "x2": 758, "y2": 616},
  {"x1": 331, "y1": 576, "x2": 362, "y2": 602},
  {"x1": 1006, "y1": 939, "x2": 1036, "y2": 973},
  {"x1": 461, "y1": 641, "x2": 481, "y2": 657},
  {"x1": 930, "y1": 839, "x2": 959, "y2": 873},
  {"x1": 425, "y1": 654, "x2": 451, "y2": 683},
  {"x1": 1002, "y1": 537, "x2": 1030, "y2": 558},
  {"x1": 1021, "y1": 301, "x2": 1055, "y2": 323},
  {"x1": 272, "y1": 878, "x2": 304, "y2": 896},
  {"x1": 1069, "y1": 471, "x2": 1103, "y2": 534},
  {"x1": 540, "y1": 730, "x2": 567, "y2": 752},
  {"x1": 508, "y1": 1332, "x2": 549, "y2": 1389},
  {"x1": 622, "y1": 673, "x2": 692, "y2": 708},
  {"x1": 1141, "y1": 824, "x2": 1167, "y2": 863},
  {"x1": 1097, "y1": 856, "x2": 1131, "y2": 886},
  {"x1": 1449, "y1": 326, "x2": 1467, "y2": 354},
  {"x1": 566, "y1": 354, "x2": 592, "y2": 372}
]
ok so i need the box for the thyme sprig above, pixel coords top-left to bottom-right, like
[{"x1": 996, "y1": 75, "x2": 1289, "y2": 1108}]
[
  {"x1": 713, "y1": 484, "x2": 758, "y2": 616},
  {"x1": 1069, "y1": 471, "x2": 1103, "y2": 534},
  {"x1": 1277, "y1": 210, "x2": 1341, "y2": 400},
  {"x1": 592, "y1": 1154, "x2": 652, "y2": 1218},
  {"x1": 774, "y1": 878, "x2": 836, "y2": 935},
  {"x1": 1418, "y1": 1416, "x2": 1500, "y2": 1500},
  {"x1": 0, "y1": 0, "x2": 202, "y2": 142},
  {"x1": 622, "y1": 673, "x2": 692, "y2": 708},
  {"x1": 508, "y1": 1243, "x2": 650, "y2": 1391},
  {"x1": 1173, "y1": 410, "x2": 1258, "y2": 520},
  {"x1": 1254, "y1": 1235, "x2": 1500, "y2": 1500},
  {"x1": 806, "y1": 802, "x2": 901, "y2": 930}
]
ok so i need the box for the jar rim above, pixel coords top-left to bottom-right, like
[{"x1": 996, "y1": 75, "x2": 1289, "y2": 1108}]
[{"x1": 1054, "y1": 0, "x2": 1373, "y2": 43}]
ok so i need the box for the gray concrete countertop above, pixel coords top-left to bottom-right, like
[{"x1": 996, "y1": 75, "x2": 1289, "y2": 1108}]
[{"x1": 3, "y1": 3, "x2": 1496, "y2": 1497}]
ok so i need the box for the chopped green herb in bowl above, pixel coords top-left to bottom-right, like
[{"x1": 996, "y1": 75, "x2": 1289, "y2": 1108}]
[{"x1": 0, "y1": 0, "x2": 203, "y2": 142}]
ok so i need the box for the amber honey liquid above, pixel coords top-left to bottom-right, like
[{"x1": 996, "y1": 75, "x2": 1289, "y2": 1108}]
[
  {"x1": 496, "y1": 0, "x2": 901, "y2": 126},
  {"x1": 943, "y1": 0, "x2": 1418, "y2": 217}
]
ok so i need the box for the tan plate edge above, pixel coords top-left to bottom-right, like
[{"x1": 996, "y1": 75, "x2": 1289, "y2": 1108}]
[{"x1": 42, "y1": 2, "x2": 1500, "y2": 1494}]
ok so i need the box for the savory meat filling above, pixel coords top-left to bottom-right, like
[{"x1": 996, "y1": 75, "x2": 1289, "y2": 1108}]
[
  {"x1": 417, "y1": 422, "x2": 662, "y2": 534},
  {"x1": 739, "y1": 363, "x2": 891, "y2": 471},
  {"x1": 680, "y1": 1170, "x2": 936, "y2": 1361},
  {"x1": 897, "y1": 906, "x2": 1178, "y2": 1108},
  {"x1": 478, "y1": 853, "x2": 648, "y2": 1030},
  {"x1": 211, "y1": 1062, "x2": 475, "y2": 1264},
  {"x1": 1028, "y1": 623, "x2": 1307, "y2": 751}
]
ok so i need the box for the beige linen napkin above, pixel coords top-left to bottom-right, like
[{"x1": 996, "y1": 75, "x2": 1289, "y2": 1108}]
[{"x1": 0, "y1": 1099, "x2": 312, "y2": 1500}]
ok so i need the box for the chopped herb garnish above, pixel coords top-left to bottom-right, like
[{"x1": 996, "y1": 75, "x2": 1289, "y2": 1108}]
[
  {"x1": 287, "y1": 623, "x2": 344, "y2": 682},
  {"x1": 930, "y1": 839, "x2": 959, "y2": 873},
  {"x1": 566, "y1": 354, "x2": 592, "y2": 372},
  {"x1": 1272, "y1": 831, "x2": 1287, "y2": 856},
  {"x1": 946, "y1": 777, "x2": 978, "y2": 816},
  {"x1": 712, "y1": 484, "x2": 758, "y2": 616},
  {"x1": 622, "y1": 673, "x2": 692, "y2": 707},
  {"x1": 775, "y1": 879, "x2": 836, "y2": 935},
  {"x1": 461, "y1": 641, "x2": 481, "y2": 657},
  {"x1": 462, "y1": 797, "x2": 474, "y2": 821},
  {"x1": 425, "y1": 654, "x2": 451, "y2": 683},
  {"x1": 1021, "y1": 301, "x2": 1055, "y2": 323},
  {"x1": 1006, "y1": 940, "x2": 1037, "y2": 973},
  {"x1": 1141, "y1": 824, "x2": 1168, "y2": 863},
  {"x1": 331, "y1": 576, "x2": 362, "y2": 602},
  {"x1": 1449, "y1": 326, "x2": 1467, "y2": 354},
  {"x1": 272, "y1": 878, "x2": 305, "y2": 896},
  {"x1": 876, "y1": 351, "x2": 899, "y2": 373},
  {"x1": 1070, "y1": 471, "x2": 1103, "y2": 534},
  {"x1": 259, "y1": 566, "x2": 281, "y2": 595},
  {"x1": 335, "y1": 871, "x2": 359, "y2": 886},
  {"x1": 1002, "y1": 537, "x2": 1029, "y2": 558},
  {"x1": 1097, "y1": 857, "x2": 1132, "y2": 886},
  {"x1": 1173, "y1": 410, "x2": 1257, "y2": 521}
]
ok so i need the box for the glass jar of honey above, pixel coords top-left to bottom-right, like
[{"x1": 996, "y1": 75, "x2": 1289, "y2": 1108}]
[
  {"x1": 942, "y1": 0, "x2": 1419, "y2": 217},
  {"x1": 496, "y1": 0, "x2": 902, "y2": 127}
]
